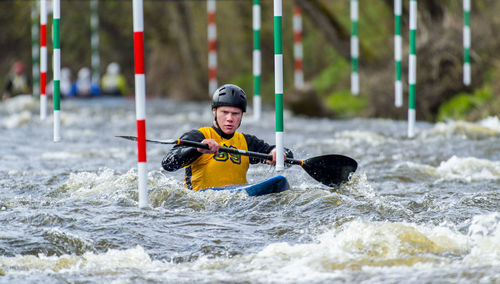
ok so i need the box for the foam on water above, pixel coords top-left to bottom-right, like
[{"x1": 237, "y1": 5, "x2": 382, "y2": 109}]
[
  {"x1": 41, "y1": 151, "x2": 85, "y2": 160},
  {"x1": 55, "y1": 168, "x2": 250, "y2": 209},
  {"x1": 478, "y1": 116, "x2": 500, "y2": 131},
  {"x1": 421, "y1": 118, "x2": 500, "y2": 139},
  {"x1": 57, "y1": 168, "x2": 142, "y2": 202},
  {"x1": 0, "y1": 95, "x2": 37, "y2": 113},
  {"x1": 41, "y1": 146, "x2": 131, "y2": 162},
  {"x1": 0, "y1": 95, "x2": 38, "y2": 129},
  {"x1": 241, "y1": 222, "x2": 460, "y2": 281},
  {"x1": 465, "y1": 213, "x2": 500, "y2": 265},
  {"x1": 225, "y1": 216, "x2": 497, "y2": 282},
  {"x1": 436, "y1": 156, "x2": 500, "y2": 181},
  {"x1": 0, "y1": 245, "x2": 164, "y2": 276},
  {"x1": 1, "y1": 110, "x2": 32, "y2": 129},
  {"x1": 335, "y1": 130, "x2": 391, "y2": 145},
  {"x1": 397, "y1": 156, "x2": 500, "y2": 182},
  {"x1": 1, "y1": 215, "x2": 497, "y2": 283},
  {"x1": 301, "y1": 130, "x2": 391, "y2": 150}
]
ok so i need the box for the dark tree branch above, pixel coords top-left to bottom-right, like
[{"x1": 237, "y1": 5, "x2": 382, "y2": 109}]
[
  {"x1": 294, "y1": 0, "x2": 351, "y2": 61},
  {"x1": 294, "y1": 0, "x2": 374, "y2": 61}
]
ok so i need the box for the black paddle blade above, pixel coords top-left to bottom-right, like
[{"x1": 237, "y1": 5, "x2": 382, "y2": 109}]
[{"x1": 301, "y1": 155, "x2": 358, "y2": 187}]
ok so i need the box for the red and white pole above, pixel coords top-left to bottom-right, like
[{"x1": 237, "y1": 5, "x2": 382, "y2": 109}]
[
  {"x1": 293, "y1": 6, "x2": 304, "y2": 89},
  {"x1": 207, "y1": 0, "x2": 217, "y2": 95},
  {"x1": 133, "y1": 0, "x2": 148, "y2": 208},
  {"x1": 40, "y1": 0, "x2": 47, "y2": 120}
]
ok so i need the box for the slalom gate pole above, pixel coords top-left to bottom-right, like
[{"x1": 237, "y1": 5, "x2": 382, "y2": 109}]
[
  {"x1": 40, "y1": 0, "x2": 47, "y2": 120},
  {"x1": 32, "y1": 0, "x2": 40, "y2": 98},
  {"x1": 394, "y1": 0, "x2": 403, "y2": 107},
  {"x1": 350, "y1": 0, "x2": 359, "y2": 95},
  {"x1": 273, "y1": 0, "x2": 284, "y2": 172},
  {"x1": 91, "y1": 0, "x2": 100, "y2": 88},
  {"x1": 253, "y1": 0, "x2": 262, "y2": 120},
  {"x1": 408, "y1": 0, "x2": 417, "y2": 138},
  {"x1": 133, "y1": 0, "x2": 148, "y2": 208},
  {"x1": 293, "y1": 6, "x2": 304, "y2": 90},
  {"x1": 53, "y1": 0, "x2": 61, "y2": 142},
  {"x1": 463, "y1": 0, "x2": 471, "y2": 86},
  {"x1": 207, "y1": 0, "x2": 217, "y2": 96}
]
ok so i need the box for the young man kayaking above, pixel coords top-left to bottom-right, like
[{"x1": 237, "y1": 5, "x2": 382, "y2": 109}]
[{"x1": 162, "y1": 84, "x2": 292, "y2": 191}]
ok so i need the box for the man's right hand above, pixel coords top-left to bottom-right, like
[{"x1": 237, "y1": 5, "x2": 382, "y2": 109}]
[{"x1": 198, "y1": 139, "x2": 220, "y2": 154}]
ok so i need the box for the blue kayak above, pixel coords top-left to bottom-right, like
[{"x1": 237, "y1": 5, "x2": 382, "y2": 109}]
[{"x1": 200, "y1": 175, "x2": 290, "y2": 196}]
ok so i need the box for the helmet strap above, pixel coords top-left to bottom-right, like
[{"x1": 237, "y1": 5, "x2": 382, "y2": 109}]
[{"x1": 213, "y1": 108, "x2": 221, "y2": 129}]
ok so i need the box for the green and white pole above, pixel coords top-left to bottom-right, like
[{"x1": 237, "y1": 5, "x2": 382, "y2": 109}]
[
  {"x1": 274, "y1": 0, "x2": 284, "y2": 172},
  {"x1": 31, "y1": 0, "x2": 40, "y2": 97},
  {"x1": 394, "y1": 0, "x2": 403, "y2": 107},
  {"x1": 53, "y1": 0, "x2": 61, "y2": 142},
  {"x1": 252, "y1": 0, "x2": 261, "y2": 120},
  {"x1": 350, "y1": 0, "x2": 359, "y2": 95},
  {"x1": 90, "y1": 0, "x2": 100, "y2": 88},
  {"x1": 463, "y1": 0, "x2": 471, "y2": 86},
  {"x1": 40, "y1": 0, "x2": 47, "y2": 120},
  {"x1": 408, "y1": 0, "x2": 417, "y2": 138}
]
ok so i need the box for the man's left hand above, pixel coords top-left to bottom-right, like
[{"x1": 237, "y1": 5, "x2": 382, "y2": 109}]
[{"x1": 267, "y1": 148, "x2": 287, "y2": 165}]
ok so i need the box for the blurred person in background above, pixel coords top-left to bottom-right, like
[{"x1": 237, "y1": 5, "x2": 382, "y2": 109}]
[
  {"x1": 3, "y1": 61, "x2": 30, "y2": 101},
  {"x1": 101, "y1": 62, "x2": 129, "y2": 96},
  {"x1": 60, "y1": 68, "x2": 72, "y2": 98},
  {"x1": 70, "y1": 67, "x2": 100, "y2": 97}
]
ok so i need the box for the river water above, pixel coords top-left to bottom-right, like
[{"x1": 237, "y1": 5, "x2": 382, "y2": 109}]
[{"x1": 0, "y1": 95, "x2": 499, "y2": 283}]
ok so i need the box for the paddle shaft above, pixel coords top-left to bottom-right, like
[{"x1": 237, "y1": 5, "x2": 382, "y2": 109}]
[
  {"x1": 118, "y1": 136, "x2": 302, "y2": 165},
  {"x1": 176, "y1": 139, "x2": 302, "y2": 165}
]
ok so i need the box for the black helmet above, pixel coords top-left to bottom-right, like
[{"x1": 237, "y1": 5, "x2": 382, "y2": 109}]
[{"x1": 211, "y1": 84, "x2": 247, "y2": 112}]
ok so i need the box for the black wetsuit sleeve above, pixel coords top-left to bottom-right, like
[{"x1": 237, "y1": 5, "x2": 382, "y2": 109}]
[
  {"x1": 243, "y1": 134, "x2": 294, "y2": 164},
  {"x1": 162, "y1": 130, "x2": 205, "y2": 171}
]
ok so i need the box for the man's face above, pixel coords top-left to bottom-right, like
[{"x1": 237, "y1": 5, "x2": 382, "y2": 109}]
[{"x1": 213, "y1": 106, "x2": 243, "y2": 134}]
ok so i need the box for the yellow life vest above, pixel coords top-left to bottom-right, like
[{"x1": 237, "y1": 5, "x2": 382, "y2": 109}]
[{"x1": 185, "y1": 127, "x2": 249, "y2": 191}]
